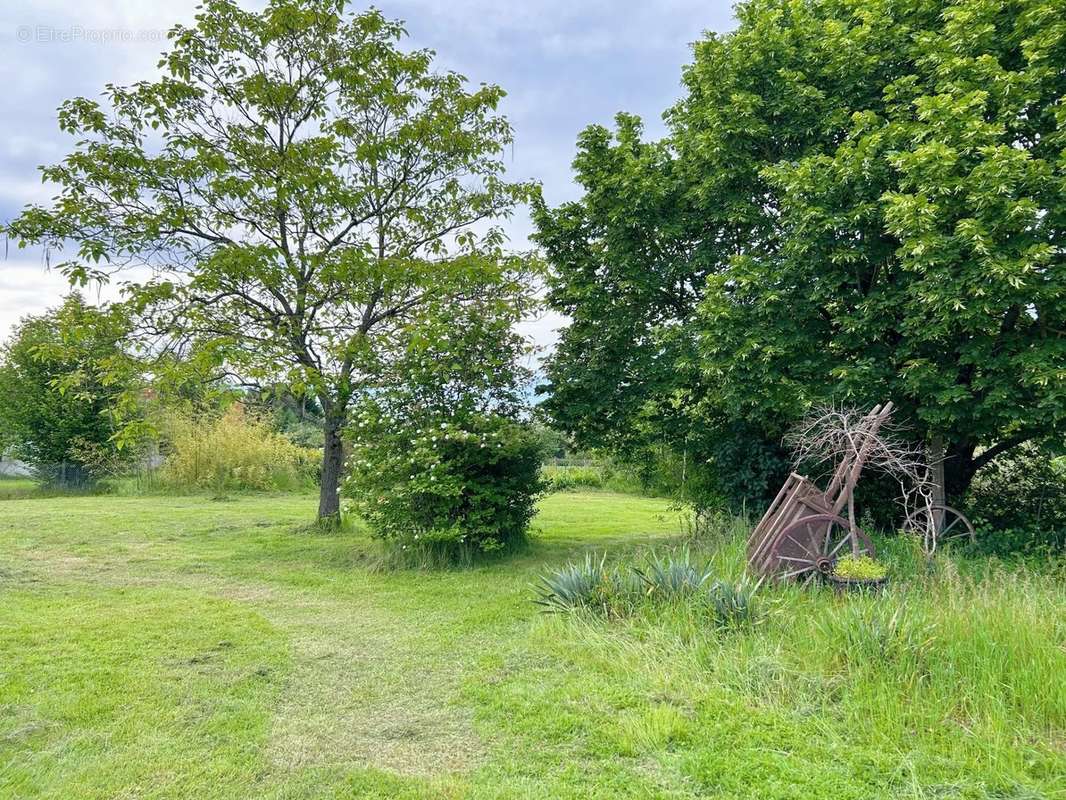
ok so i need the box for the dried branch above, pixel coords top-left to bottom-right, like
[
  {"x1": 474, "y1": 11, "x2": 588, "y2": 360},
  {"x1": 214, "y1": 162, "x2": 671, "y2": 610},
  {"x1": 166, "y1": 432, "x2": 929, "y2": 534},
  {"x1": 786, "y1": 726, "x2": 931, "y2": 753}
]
[{"x1": 785, "y1": 404, "x2": 942, "y2": 556}]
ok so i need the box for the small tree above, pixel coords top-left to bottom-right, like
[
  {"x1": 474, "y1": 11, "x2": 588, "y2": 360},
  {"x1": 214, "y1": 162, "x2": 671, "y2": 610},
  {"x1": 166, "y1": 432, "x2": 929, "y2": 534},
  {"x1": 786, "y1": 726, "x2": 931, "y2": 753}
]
[
  {"x1": 345, "y1": 284, "x2": 542, "y2": 558},
  {"x1": 0, "y1": 295, "x2": 136, "y2": 485},
  {"x1": 3, "y1": 0, "x2": 534, "y2": 522}
]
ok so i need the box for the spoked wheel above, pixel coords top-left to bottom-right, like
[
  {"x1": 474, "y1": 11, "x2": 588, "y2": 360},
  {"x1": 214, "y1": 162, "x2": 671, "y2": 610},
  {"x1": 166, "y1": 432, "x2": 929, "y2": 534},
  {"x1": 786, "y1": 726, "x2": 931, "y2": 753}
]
[
  {"x1": 905, "y1": 504, "x2": 975, "y2": 545},
  {"x1": 765, "y1": 514, "x2": 875, "y2": 584}
]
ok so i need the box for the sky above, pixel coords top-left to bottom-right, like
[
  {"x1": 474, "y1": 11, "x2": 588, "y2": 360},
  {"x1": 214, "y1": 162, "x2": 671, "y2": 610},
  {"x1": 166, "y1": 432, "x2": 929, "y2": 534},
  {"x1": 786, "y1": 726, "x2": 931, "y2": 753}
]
[{"x1": 0, "y1": 0, "x2": 738, "y2": 353}]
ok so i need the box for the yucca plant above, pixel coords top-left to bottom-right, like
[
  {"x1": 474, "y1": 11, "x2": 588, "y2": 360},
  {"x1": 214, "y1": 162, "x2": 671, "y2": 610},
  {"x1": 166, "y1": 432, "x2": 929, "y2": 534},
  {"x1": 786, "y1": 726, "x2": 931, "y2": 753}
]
[
  {"x1": 534, "y1": 553, "x2": 610, "y2": 613},
  {"x1": 636, "y1": 549, "x2": 715, "y2": 600},
  {"x1": 706, "y1": 577, "x2": 765, "y2": 629}
]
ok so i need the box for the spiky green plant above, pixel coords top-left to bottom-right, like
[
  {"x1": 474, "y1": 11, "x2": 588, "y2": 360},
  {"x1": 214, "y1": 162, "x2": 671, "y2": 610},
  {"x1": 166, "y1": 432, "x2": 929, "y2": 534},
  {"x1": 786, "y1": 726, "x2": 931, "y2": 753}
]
[
  {"x1": 533, "y1": 552, "x2": 638, "y2": 615},
  {"x1": 534, "y1": 552, "x2": 605, "y2": 612},
  {"x1": 636, "y1": 549, "x2": 714, "y2": 600},
  {"x1": 706, "y1": 577, "x2": 765, "y2": 629}
]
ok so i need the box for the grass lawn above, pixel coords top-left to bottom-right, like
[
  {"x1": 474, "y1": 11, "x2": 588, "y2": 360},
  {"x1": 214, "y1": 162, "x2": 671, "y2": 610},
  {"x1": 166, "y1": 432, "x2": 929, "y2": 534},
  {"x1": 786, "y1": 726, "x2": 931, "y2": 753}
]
[{"x1": 0, "y1": 490, "x2": 1062, "y2": 799}]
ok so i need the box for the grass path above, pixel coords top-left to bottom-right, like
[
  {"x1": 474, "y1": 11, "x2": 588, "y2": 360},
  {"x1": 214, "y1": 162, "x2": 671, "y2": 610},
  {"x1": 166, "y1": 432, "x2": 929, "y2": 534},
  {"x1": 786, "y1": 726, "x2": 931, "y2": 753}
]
[
  {"x1": 0, "y1": 491, "x2": 1062, "y2": 799},
  {"x1": 0, "y1": 491, "x2": 682, "y2": 798}
]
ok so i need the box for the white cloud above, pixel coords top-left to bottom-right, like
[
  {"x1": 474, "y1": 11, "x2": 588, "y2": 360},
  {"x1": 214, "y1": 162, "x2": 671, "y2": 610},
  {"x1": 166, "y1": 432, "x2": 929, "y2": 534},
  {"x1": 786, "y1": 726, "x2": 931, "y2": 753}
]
[
  {"x1": 0, "y1": 258, "x2": 120, "y2": 336},
  {"x1": 0, "y1": 0, "x2": 737, "y2": 351}
]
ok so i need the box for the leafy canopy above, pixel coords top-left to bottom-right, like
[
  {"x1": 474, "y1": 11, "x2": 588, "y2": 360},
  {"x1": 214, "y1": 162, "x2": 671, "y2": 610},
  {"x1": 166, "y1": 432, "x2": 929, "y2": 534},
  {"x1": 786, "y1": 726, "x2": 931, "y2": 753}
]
[
  {"x1": 535, "y1": 0, "x2": 1066, "y2": 504},
  {"x1": 3, "y1": 0, "x2": 537, "y2": 517},
  {"x1": 0, "y1": 295, "x2": 137, "y2": 483}
]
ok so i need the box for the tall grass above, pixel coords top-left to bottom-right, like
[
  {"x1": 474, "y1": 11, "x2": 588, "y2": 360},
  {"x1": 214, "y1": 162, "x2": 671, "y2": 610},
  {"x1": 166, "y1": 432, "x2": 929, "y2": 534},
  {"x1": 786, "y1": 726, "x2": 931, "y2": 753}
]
[
  {"x1": 532, "y1": 513, "x2": 1066, "y2": 795},
  {"x1": 152, "y1": 406, "x2": 319, "y2": 493},
  {"x1": 541, "y1": 463, "x2": 648, "y2": 495}
]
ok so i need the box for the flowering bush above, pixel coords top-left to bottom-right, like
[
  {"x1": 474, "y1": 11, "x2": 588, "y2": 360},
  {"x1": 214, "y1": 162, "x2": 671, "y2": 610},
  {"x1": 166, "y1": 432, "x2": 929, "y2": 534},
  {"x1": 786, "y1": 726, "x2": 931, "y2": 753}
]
[{"x1": 345, "y1": 408, "x2": 545, "y2": 556}]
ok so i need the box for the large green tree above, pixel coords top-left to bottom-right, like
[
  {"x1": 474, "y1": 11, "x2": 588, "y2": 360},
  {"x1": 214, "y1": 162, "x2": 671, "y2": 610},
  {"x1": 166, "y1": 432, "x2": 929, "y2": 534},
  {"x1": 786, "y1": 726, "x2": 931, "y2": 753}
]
[
  {"x1": 536, "y1": 0, "x2": 1065, "y2": 504},
  {"x1": 4, "y1": 0, "x2": 533, "y2": 521},
  {"x1": 0, "y1": 295, "x2": 134, "y2": 485}
]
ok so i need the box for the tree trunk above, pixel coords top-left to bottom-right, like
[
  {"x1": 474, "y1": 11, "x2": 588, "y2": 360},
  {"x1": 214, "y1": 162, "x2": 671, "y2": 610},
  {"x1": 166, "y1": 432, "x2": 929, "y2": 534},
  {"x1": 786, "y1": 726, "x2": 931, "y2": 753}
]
[
  {"x1": 318, "y1": 412, "x2": 344, "y2": 522},
  {"x1": 943, "y1": 441, "x2": 978, "y2": 502},
  {"x1": 929, "y1": 435, "x2": 946, "y2": 509}
]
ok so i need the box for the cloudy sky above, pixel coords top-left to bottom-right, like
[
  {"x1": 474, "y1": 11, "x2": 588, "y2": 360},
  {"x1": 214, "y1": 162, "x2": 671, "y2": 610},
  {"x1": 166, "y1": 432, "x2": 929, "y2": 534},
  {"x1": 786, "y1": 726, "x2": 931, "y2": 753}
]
[{"x1": 0, "y1": 1, "x2": 737, "y2": 350}]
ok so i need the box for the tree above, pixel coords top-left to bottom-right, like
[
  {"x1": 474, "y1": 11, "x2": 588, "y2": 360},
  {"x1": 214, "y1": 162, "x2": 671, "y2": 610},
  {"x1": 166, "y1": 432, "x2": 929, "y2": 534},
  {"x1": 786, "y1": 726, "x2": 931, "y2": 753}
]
[
  {"x1": 3, "y1": 0, "x2": 534, "y2": 521},
  {"x1": 536, "y1": 0, "x2": 1065, "y2": 505},
  {"x1": 0, "y1": 295, "x2": 135, "y2": 485},
  {"x1": 345, "y1": 284, "x2": 542, "y2": 557}
]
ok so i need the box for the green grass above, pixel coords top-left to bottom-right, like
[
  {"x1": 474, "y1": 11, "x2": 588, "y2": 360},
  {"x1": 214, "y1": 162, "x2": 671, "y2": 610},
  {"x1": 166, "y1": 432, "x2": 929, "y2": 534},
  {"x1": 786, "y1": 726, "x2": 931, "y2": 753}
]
[
  {"x1": 0, "y1": 477, "x2": 39, "y2": 500},
  {"x1": 0, "y1": 491, "x2": 1062, "y2": 799}
]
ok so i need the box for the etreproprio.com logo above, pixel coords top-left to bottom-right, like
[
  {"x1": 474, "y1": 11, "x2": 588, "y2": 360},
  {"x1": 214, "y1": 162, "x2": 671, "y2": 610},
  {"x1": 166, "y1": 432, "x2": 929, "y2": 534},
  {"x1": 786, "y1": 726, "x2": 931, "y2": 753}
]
[{"x1": 16, "y1": 25, "x2": 166, "y2": 45}]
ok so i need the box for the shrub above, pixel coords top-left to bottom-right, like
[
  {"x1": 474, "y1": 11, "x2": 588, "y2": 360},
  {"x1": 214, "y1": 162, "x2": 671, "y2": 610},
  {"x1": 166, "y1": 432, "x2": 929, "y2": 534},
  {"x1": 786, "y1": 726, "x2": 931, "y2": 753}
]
[
  {"x1": 346, "y1": 411, "x2": 544, "y2": 558},
  {"x1": 966, "y1": 442, "x2": 1066, "y2": 555},
  {"x1": 158, "y1": 405, "x2": 319, "y2": 492}
]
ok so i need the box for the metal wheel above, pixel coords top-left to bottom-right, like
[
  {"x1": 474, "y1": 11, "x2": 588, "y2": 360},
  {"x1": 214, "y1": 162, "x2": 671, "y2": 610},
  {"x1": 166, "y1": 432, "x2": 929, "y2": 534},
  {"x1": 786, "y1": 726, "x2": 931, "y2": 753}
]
[
  {"x1": 765, "y1": 514, "x2": 875, "y2": 584},
  {"x1": 905, "y1": 504, "x2": 975, "y2": 545}
]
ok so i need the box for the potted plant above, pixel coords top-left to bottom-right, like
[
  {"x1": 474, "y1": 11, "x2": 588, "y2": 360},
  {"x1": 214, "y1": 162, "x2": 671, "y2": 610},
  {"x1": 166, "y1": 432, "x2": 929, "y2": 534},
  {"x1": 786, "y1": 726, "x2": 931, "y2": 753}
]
[{"x1": 826, "y1": 554, "x2": 888, "y2": 592}]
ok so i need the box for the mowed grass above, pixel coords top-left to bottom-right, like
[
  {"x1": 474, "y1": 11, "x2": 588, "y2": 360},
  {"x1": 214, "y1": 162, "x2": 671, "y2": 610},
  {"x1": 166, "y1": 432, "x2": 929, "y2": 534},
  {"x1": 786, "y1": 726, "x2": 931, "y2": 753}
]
[{"x1": 0, "y1": 491, "x2": 1063, "y2": 799}]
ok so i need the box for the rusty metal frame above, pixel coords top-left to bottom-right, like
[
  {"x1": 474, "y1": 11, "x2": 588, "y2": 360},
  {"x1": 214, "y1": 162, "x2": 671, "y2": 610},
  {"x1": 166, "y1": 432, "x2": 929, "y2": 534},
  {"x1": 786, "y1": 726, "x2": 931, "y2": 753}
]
[{"x1": 747, "y1": 402, "x2": 894, "y2": 579}]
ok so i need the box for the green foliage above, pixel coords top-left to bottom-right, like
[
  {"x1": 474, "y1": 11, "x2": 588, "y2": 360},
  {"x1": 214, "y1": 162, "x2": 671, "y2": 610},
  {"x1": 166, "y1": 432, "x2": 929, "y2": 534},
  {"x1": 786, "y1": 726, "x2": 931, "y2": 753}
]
[
  {"x1": 342, "y1": 261, "x2": 541, "y2": 559},
  {"x1": 966, "y1": 442, "x2": 1066, "y2": 555},
  {"x1": 157, "y1": 405, "x2": 318, "y2": 493},
  {"x1": 535, "y1": 548, "x2": 764, "y2": 629},
  {"x1": 346, "y1": 412, "x2": 544, "y2": 558},
  {"x1": 541, "y1": 456, "x2": 693, "y2": 499},
  {"x1": 2, "y1": 0, "x2": 536, "y2": 520},
  {"x1": 532, "y1": 423, "x2": 569, "y2": 460},
  {"x1": 0, "y1": 295, "x2": 140, "y2": 485},
  {"x1": 533, "y1": 553, "x2": 634, "y2": 615},
  {"x1": 814, "y1": 603, "x2": 936, "y2": 677},
  {"x1": 534, "y1": 552, "x2": 606, "y2": 612},
  {"x1": 696, "y1": 0, "x2": 1066, "y2": 499},
  {"x1": 635, "y1": 549, "x2": 714, "y2": 599},
  {"x1": 536, "y1": 0, "x2": 1066, "y2": 508},
  {"x1": 541, "y1": 464, "x2": 605, "y2": 492},
  {"x1": 705, "y1": 577, "x2": 765, "y2": 629},
  {"x1": 251, "y1": 385, "x2": 324, "y2": 449},
  {"x1": 833, "y1": 554, "x2": 889, "y2": 581}
]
